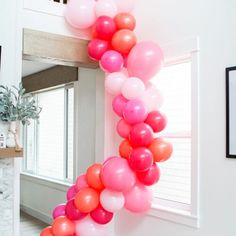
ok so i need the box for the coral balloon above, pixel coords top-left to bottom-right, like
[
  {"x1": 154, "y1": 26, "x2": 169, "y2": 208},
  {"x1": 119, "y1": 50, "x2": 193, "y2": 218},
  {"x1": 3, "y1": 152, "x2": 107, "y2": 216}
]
[
  {"x1": 93, "y1": 16, "x2": 117, "y2": 40},
  {"x1": 65, "y1": 0, "x2": 96, "y2": 29},
  {"x1": 129, "y1": 123, "x2": 154, "y2": 147},
  {"x1": 116, "y1": 119, "x2": 131, "y2": 138},
  {"x1": 67, "y1": 185, "x2": 77, "y2": 201},
  {"x1": 123, "y1": 99, "x2": 148, "y2": 125},
  {"x1": 112, "y1": 95, "x2": 128, "y2": 117},
  {"x1": 112, "y1": 29, "x2": 137, "y2": 54},
  {"x1": 119, "y1": 139, "x2": 133, "y2": 159},
  {"x1": 101, "y1": 157, "x2": 136, "y2": 192},
  {"x1": 137, "y1": 163, "x2": 160, "y2": 186},
  {"x1": 52, "y1": 216, "x2": 75, "y2": 236},
  {"x1": 66, "y1": 199, "x2": 87, "y2": 221},
  {"x1": 86, "y1": 163, "x2": 104, "y2": 191},
  {"x1": 52, "y1": 204, "x2": 66, "y2": 219},
  {"x1": 124, "y1": 182, "x2": 153, "y2": 213},
  {"x1": 121, "y1": 77, "x2": 145, "y2": 100},
  {"x1": 148, "y1": 138, "x2": 173, "y2": 162},
  {"x1": 75, "y1": 188, "x2": 100, "y2": 213},
  {"x1": 100, "y1": 189, "x2": 125, "y2": 212},
  {"x1": 95, "y1": 0, "x2": 117, "y2": 18},
  {"x1": 127, "y1": 41, "x2": 164, "y2": 82},
  {"x1": 105, "y1": 72, "x2": 127, "y2": 95},
  {"x1": 40, "y1": 226, "x2": 53, "y2": 236},
  {"x1": 129, "y1": 147, "x2": 153, "y2": 172},
  {"x1": 90, "y1": 205, "x2": 114, "y2": 225},
  {"x1": 75, "y1": 174, "x2": 89, "y2": 192},
  {"x1": 75, "y1": 216, "x2": 107, "y2": 236},
  {"x1": 88, "y1": 39, "x2": 109, "y2": 61},
  {"x1": 115, "y1": 0, "x2": 136, "y2": 13},
  {"x1": 100, "y1": 50, "x2": 124, "y2": 73},
  {"x1": 145, "y1": 111, "x2": 167, "y2": 132},
  {"x1": 114, "y1": 12, "x2": 136, "y2": 30}
]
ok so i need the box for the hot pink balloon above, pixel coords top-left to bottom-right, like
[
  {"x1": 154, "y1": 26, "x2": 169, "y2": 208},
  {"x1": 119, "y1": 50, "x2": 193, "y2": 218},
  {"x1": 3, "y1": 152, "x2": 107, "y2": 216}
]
[
  {"x1": 112, "y1": 95, "x2": 128, "y2": 117},
  {"x1": 123, "y1": 99, "x2": 148, "y2": 125},
  {"x1": 116, "y1": 119, "x2": 132, "y2": 138},
  {"x1": 52, "y1": 204, "x2": 66, "y2": 219},
  {"x1": 127, "y1": 41, "x2": 164, "y2": 82},
  {"x1": 101, "y1": 157, "x2": 136, "y2": 192},
  {"x1": 88, "y1": 39, "x2": 109, "y2": 61},
  {"x1": 145, "y1": 111, "x2": 167, "y2": 133},
  {"x1": 67, "y1": 185, "x2": 77, "y2": 201},
  {"x1": 65, "y1": 199, "x2": 87, "y2": 221},
  {"x1": 65, "y1": 0, "x2": 96, "y2": 29},
  {"x1": 90, "y1": 205, "x2": 114, "y2": 225},
  {"x1": 124, "y1": 182, "x2": 153, "y2": 213},
  {"x1": 75, "y1": 174, "x2": 89, "y2": 192},
  {"x1": 100, "y1": 50, "x2": 124, "y2": 73}
]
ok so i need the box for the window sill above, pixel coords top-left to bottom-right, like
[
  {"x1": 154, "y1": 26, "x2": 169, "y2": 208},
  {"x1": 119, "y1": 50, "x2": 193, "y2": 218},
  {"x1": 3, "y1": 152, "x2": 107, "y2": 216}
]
[
  {"x1": 148, "y1": 203, "x2": 199, "y2": 228},
  {"x1": 20, "y1": 172, "x2": 72, "y2": 192}
]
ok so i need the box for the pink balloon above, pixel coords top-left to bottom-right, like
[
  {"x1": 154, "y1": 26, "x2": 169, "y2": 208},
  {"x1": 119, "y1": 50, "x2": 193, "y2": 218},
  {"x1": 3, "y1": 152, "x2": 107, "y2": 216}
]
[
  {"x1": 124, "y1": 182, "x2": 153, "y2": 213},
  {"x1": 90, "y1": 205, "x2": 113, "y2": 225},
  {"x1": 123, "y1": 99, "x2": 148, "y2": 125},
  {"x1": 129, "y1": 123, "x2": 154, "y2": 147},
  {"x1": 112, "y1": 95, "x2": 128, "y2": 117},
  {"x1": 100, "y1": 50, "x2": 124, "y2": 73},
  {"x1": 127, "y1": 41, "x2": 164, "y2": 82},
  {"x1": 65, "y1": 199, "x2": 87, "y2": 221},
  {"x1": 52, "y1": 204, "x2": 66, "y2": 219},
  {"x1": 95, "y1": 0, "x2": 118, "y2": 18},
  {"x1": 67, "y1": 185, "x2": 77, "y2": 201},
  {"x1": 137, "y1": 163, "x2": 160, "y2": 186},
  {"x1": 129, "y1": 147, "x2": 153, "y2": 172},
  {"x1": 75, "y1": 174, "x2": 89, "y2": 192},
  {"x1": 105, "y1": 72, "x2": 127, "y2": 95},
  {"x1": 65, "y1": 0, "x2": 96, "y2": 29},
  {"x1": 103, "y1": 156, "x2": 117, "y2": 165},
  {"x1": 116, "y1": 119, "x2": 132, "y2": 138},
  {"x1": 115, "y1": 0, "x2": 136, "y2": 13},
  {"x1": 145, "y1": 111, "x2": 167, "y2": 133},
  {"x1": 88, "y1": 39, "x2": 109, "y2": 61},
  {"x1": 101, "y1": 157, "x2": 136, "y2": 192}
]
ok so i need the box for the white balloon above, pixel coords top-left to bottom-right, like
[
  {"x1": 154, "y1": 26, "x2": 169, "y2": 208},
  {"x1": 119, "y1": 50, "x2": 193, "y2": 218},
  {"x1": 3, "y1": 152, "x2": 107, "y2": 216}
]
[
  {"x1": 100, "y1": 189, "x2": 125, "y2": 212},
  {"x1": 75, "y1": 216, "x2": 107, "y2": 236},
  {"x1": 114, "y1": 0, "x2": 136, "y2": 13},
  {"x1": 121, "y1": 77, "x2": 145, "y2": 100},
  {"x1": 105, "y1": 72, "x2": 127, "y2": 95},
  {"x1": 95, "y1": 0, "x2": 118, "y2": 18}
]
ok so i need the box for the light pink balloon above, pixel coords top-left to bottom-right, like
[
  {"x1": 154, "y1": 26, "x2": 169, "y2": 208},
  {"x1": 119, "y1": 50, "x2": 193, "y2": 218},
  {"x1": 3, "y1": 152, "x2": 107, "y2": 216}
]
[
  {"x1": 75, "y1": 174, "x2": 89, "y2": 192},
  {"x1": 127, "y1": 41, "x2": 164, "y2": 82},
  {"x1": 75, "y1": 216, "x2": 107, "y2": 236},
  {"x1": 95, "y1": 0, "x2": 118, "y2": 18},
  {"x1": 100, "y1": 189, "x2": 125, "y2": 212},
  {"x1": 67, "y1": 185, "x2": 77, "y2": 201},
  {"x1": 112, "y1": 95, "x2": 128, "y2": 117},
  {"x1": 105, "y1": 72, "x2": 127, "y2": 95},
  {"x1": 52, "y1": 204, "x2": 66, "y2": 219},
  {"x1": 115, "y1": 0, "x2": 136, "y2": 13},
  {"x1": 100, "y1": 50, "x2": 124, "y2": 73},
  {"x1": 65, "y1": 0, "x2": 96, "y2": 29},
  {"x1": 124, "y1": 182, "x2": 153, "y2": 213},
  {"x1": 121, "y1": 77, "x2": 145, "y2": 100},
  {"x1": 101, "y1": 157, "x2": 136, "y2": 192},
  {"x1": 116, "y1": 119, "x2": 131, "y2": 138}
]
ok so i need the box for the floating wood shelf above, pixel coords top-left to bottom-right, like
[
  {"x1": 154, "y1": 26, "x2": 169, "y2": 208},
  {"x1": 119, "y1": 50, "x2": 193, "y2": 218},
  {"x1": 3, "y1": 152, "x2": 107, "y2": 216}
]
[{"x1": 0, "y1": 148, "x2": 23, "y2": 159}]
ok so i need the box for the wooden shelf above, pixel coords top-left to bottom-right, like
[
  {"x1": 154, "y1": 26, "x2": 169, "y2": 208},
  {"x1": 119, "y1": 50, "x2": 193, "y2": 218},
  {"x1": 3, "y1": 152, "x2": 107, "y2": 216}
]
[{"x1": 0, "y1": 148, "x2": 23, "y2": 159}]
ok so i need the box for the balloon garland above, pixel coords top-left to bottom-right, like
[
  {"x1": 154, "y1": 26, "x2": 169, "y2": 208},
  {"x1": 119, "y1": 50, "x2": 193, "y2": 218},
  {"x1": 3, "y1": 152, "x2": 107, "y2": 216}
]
[{"x1": 40, "y1": 0, "x2": 173, "y2": 235}]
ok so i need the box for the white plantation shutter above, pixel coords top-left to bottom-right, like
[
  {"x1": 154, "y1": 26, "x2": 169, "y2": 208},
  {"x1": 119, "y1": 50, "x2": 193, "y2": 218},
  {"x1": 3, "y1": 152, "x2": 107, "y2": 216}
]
[{"x1": 151, "y1": 61, "x2": 191, "y2": 206}]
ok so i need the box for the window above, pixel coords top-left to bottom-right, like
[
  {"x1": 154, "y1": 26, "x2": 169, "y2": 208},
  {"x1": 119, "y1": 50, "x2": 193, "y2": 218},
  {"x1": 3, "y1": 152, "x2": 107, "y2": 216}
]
[{"x1": 22, "y1": 85, "x2": 74, "y2": 183}]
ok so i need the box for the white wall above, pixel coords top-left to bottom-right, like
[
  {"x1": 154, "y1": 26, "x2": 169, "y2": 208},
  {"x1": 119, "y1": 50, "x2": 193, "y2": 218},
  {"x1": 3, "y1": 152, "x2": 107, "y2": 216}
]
[{"x1": 115, "y1": 0, "x2": 236, "y2": 236}]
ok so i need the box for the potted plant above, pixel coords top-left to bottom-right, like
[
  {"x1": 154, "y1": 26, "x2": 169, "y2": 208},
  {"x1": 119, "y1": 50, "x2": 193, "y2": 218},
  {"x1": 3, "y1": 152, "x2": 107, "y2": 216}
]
[{"x1": 0, "y1": 83, "x2": 41, "y2": 151}]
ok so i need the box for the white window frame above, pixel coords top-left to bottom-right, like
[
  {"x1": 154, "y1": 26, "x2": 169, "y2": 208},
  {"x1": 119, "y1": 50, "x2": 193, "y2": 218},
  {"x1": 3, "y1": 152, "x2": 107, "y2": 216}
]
[{"x1": 148, "y1": 37, "x2": 200, "y2": 228}]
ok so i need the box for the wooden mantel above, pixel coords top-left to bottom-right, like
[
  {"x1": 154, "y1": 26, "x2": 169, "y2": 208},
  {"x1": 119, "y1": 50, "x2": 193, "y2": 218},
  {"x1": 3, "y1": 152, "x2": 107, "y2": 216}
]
[{"x1": 0, "y1": 148, "x2": 23, "y2": 159}]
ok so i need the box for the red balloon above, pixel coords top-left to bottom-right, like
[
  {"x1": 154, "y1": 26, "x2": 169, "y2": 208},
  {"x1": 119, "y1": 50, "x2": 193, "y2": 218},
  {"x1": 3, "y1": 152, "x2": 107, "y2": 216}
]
[
  {"x1": 90, "y1": 204, "x2": 114, "y2": 224},
  {"x1": 119, "y1": 139, "x2": 133, "y2": 160},
  {"x1": 111, "y1": 29, "x2": 137, "y2": 54},
  {"x1": 114, "y1": 13, "x2": 136, "y2": 31},
  {"x1": 137, "y1": 163, "x2": 160, "y2": 186},
  {"x1": 116, "y1": 119, "x2": 132, "y2": 138},
  {"x1": 65, "y1": 199, "x2": 87, "y2": 221},
  {"x1": 148, "y1": 138, "x2": 173, "y2": 162},
  {"x1": 88, "y1": 39, "x2": 109, "y2": 61},
  {"x1": 129, "y1": 123, "x2": 154, "y2": 147},
  {"x1": 129, "y1": 147, "x2": 153, "y2": 172},
  {"x1": 74, "y1": 188, "x2": 100, "y2": 213},
  {"x1": 93, "y1": 16, "x2": 117, "y2": 40},
  {"x1": 86, "y1": 163, "x2": 105, "y2": 191},
  {"x1": 145, "y1": 111, "x2": 167, "y2": 133},
  {"x1": 52, "y1": 216, "x2": 75, "y2": 236},
  {"x1": 40, "y1": 226, "x2": 53, "y2": 236}
]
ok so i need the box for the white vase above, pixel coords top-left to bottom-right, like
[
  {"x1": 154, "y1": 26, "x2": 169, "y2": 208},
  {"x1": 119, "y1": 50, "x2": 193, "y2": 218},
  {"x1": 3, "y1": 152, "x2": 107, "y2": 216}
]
[{"x1": 0, "y1": 121, "x2": 10, "y2": 137}]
